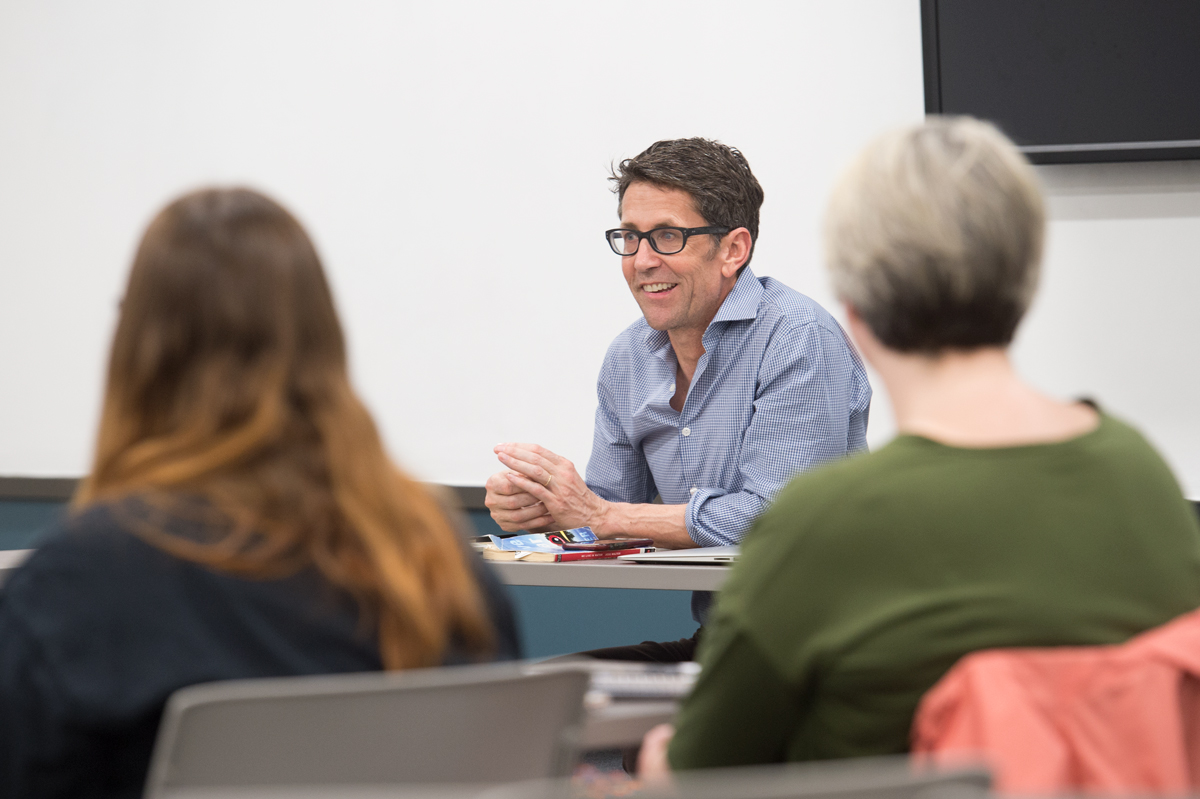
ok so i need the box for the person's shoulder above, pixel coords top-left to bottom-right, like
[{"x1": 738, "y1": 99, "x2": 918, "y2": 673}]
[
  {"x1": 1090, "y1": 411, "x2": 1159, "y2": 449},
  {"x1": 755, "y1": 439, "x2": 939, "y2": 544},
  {"x1": 755, "y1": 276, "x2": 836, "y2": 325},
  {"x1": 598, "y1": 316, "x2": 656, "y2": 377},
  {"x1": 741, "y1": 276, "x2": 865, "y2": 384},
  {"x1": 752, "y1": 276, "x2": 851, "y2": 345},
  {"x1": 0, "y1": 500, "x2": 162, "y2": 624},
  {"x1": 771, "y1": 441, "x2": 916, "y2": 523},
  {"x1": 12, "y1": 501, "x2": 144, "y2": 570},
  {"x1": 717, "y1": 445, "x2": 912, "y2": 614},
  {"x1": 605, "y1": 316, "x2": 652, "y2": 354},
  {"x1": 1082, "y1": 411, "x2": 1187, "y2": 484},
  {"x1": 4, "y1": 498, "x2": 188, "y2": 593}
]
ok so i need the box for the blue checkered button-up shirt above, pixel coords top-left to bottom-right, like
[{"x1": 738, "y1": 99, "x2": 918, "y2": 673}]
[{"x1": 586, "y1": 268, "x2": 872, "y2": 621}]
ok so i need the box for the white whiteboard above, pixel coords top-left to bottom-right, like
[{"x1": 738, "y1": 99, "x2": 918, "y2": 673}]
[{"x1": 2, "y1": 1, "x2": 1198, "y2": 497}]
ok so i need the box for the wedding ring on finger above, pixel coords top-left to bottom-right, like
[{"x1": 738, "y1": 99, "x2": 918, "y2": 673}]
[{"x1": 543, "y1": 473, "x2": 554, "y2": 488}]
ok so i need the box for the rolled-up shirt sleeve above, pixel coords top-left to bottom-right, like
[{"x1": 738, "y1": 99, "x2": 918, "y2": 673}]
[{"x1": 685, "y1": 323, "x2": 868, "y2": 547}]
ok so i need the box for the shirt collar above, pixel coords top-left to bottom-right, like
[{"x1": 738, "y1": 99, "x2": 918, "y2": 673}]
[
  {"x1": 641, "y1": 267, "x2": 762, "y2": 356},
  {"x1": 711, "y1": 267, "x2": 762, "y2": 324}
]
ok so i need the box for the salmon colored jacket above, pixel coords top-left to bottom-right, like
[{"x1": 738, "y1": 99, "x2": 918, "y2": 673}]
[{"x1": 912, "y1": 607, "x2": 1200, "y2": 795}]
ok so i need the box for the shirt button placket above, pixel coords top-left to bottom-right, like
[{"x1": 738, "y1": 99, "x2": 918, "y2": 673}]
[{"x1": 681, "y1": 423, "x2": 693, "y2": 502}]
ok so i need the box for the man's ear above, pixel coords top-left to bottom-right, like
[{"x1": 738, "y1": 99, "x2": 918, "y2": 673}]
[{"x1": 720, "y1": 228, "x2": 753, "y2": 279}]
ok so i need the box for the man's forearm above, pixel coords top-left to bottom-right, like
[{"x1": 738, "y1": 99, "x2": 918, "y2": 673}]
[{"x1": 591, "y1": 501, "x2": 695, "y2": 549}]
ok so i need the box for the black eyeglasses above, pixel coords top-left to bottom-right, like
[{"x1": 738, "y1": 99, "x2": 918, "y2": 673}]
[{"x1": 605, "y1": 226, "x2": 730, "y2": 256}]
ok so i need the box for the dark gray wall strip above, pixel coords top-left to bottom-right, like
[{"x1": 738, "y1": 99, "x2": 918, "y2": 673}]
[{"x1": 0, "y1": 477, "x2": 488, "y2": 510}]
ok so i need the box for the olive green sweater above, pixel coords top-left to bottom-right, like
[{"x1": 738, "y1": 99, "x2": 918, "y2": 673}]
[{"x1": 670, "y1": 414, "x2": 1200, "y2": 768}]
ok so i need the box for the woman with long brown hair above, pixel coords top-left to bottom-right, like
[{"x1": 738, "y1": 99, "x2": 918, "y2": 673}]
[{"x1": 0, "y1": 188, "x2": 519, "y2": 797}]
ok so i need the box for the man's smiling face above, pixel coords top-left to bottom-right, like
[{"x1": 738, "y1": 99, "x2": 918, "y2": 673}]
[{"x1": 619, "y1": 182, "x2": 734, "y2": 338}]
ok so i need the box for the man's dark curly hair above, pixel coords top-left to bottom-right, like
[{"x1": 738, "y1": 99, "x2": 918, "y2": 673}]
[{"x1": 611, "y1": 137, "x2": 765, "y2": 271}]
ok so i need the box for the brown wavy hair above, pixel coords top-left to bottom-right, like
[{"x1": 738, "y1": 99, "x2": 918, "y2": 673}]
[
  {"x1": 75, "y1": 187, "x2": 494, "y2": 669},
  {"x1": 611, "y1": 137, "x2": 764, "y2": 270}
]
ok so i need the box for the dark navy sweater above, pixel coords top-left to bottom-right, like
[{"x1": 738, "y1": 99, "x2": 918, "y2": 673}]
[{"x1": 0, "y1": 501, "x2": 521, "y2": 798}]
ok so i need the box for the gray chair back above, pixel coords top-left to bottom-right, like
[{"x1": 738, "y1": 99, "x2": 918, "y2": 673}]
[{"x1": 143, "y1": 662, "x2": 589, "y2": 798}]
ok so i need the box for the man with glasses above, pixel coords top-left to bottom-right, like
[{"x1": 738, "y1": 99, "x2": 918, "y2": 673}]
[{"x1": 486, "y1": 138, "x2": 871, "y2": 660}]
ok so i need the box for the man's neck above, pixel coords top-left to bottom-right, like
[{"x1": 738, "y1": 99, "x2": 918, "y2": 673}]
[
  {"x1": 668, "y1": 328, "x2": 706, "y2": 381},
  {"x1": 666, "y1": 270, "x2": 741, "y2": 380}
]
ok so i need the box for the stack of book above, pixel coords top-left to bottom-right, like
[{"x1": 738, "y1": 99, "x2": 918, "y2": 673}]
[
  {"x1": 476, "y1": 542, "x2": 655, "y2": 563},
  {"x1": 472, "y1": 527, "x2": 655, "y2": 562}
]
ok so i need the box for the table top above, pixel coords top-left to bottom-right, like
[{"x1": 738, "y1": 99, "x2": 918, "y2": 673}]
[
  {"x1": 486, "y1": 559, "x2": 729, "y2": 591},
  {"x1": 580, "y1": 700, "x2": 676, "y2": 749},
  {"x1": 1, "y1": 548, "x2": 732, "y2": 592}
]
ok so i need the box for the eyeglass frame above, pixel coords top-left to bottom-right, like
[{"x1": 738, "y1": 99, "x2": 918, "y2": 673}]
[{"x1": 604, "y1": 226, "x2": 732, "y2": 256}]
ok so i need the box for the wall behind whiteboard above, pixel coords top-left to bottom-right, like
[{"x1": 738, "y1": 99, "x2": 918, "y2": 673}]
[{"x1": 1, "y1": 1, "x2": 1197, "y2": 497}]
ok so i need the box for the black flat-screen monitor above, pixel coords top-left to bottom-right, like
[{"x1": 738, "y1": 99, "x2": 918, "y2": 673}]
[{"x1": 921, "y1": 0, "x2": 1200, "y2": 164}]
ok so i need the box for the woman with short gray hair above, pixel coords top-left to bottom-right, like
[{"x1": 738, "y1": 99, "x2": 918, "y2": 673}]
[
  {"x1": 826, "y1": 116, "x2": 1044, "y2": 355},
  {"x1": 640, "y1": 117, "x2": 1200, "y2": 774}
]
